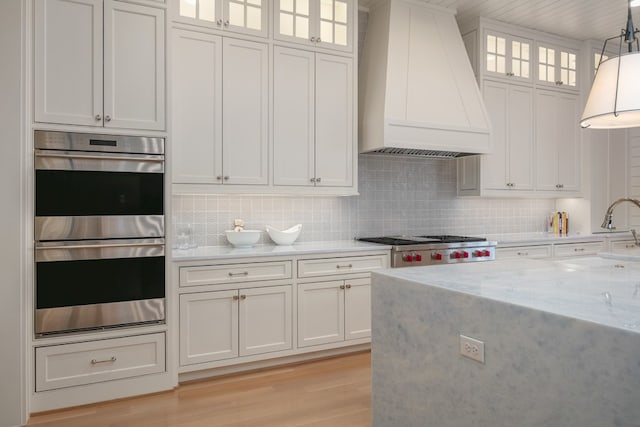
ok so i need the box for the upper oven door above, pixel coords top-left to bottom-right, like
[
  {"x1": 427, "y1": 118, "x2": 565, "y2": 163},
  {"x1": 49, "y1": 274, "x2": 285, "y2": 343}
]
[{"x1": 35, "y1": 149, "x2": 164, "y2": 241}]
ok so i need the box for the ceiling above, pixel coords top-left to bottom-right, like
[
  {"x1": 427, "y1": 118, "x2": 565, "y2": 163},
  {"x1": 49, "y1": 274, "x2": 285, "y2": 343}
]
[{"x1": 358, "y1": 0, "x2": 638, "y2": 43}]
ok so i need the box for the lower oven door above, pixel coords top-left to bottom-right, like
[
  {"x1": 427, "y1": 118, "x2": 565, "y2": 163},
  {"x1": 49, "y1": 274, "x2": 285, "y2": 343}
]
[{"x1": 35, "y1": 238, "x2": 165, "y2": 336}]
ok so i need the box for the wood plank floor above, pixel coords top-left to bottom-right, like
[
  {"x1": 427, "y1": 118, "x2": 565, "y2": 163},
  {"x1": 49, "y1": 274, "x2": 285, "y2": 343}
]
[{"x1": 27, "y1": 351, "x2": 372, "y2": 427}]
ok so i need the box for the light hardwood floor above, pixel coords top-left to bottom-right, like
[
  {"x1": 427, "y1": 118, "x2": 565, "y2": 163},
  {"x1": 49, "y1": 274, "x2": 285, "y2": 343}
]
[{"x1": 27, "y1": 351, "x2": 372, "y2": 427}]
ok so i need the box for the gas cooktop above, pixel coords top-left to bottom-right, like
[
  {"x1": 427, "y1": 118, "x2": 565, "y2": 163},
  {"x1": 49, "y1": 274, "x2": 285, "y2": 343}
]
[
  {"x1": 357, "y1": 235, "x2": 496, "y2": 267},
  {"x1": 357, "y1": 235, "x2": 487, "y2": 246}
]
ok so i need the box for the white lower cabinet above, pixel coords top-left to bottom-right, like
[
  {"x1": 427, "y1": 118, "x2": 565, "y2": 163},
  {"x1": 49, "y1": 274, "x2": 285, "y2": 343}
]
[
  {"x1": 35, "y1": 333, "x2": 165, "y2": 392},
  {"x1": 297, "y1": 277, "x2": 371, "y2": 348},
  {"x1": 553, "y1": 241, "x2": 605, "y2": 258},
  {"x1": 179, "y1": 285, "x2": 292, "y2": 366},
  {"x1": 497, "y1": 244, "x2": 552, "y2": 260}
]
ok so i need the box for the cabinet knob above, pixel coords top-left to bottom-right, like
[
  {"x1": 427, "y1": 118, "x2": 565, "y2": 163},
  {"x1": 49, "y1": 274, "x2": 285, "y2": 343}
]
[
  {"x1": 345, "y1": 284, "x2": 352, "y2": 289},
  {"x1": 316, "y1": 37, "x2": 321, "y2": 43},
  {"x1": 105, "y1": 115, "x2": 111, "y2": 122},
  {"x1": 315, "y1": 177, "x2": 321, "y2": 183},
  {"x1": 310, "y1": 177, "x2": 316, "y2": 183},
  {"x1": 216, "y1": 19, "x2": 223, "y2": 26},
  {"x1": 216, "y1": 176, "x2": 223, "y2": 180},
  {"x1": 310, "y1": 37, "x2": 316, "y2": 42},
  {"x1": 339, "y1": 285, "x2": 345, "y2": 290},
  {"x1": 555, "y1": 81, "x2": 564, "y2": 85},
  {"x1": 233, "y1": 295, "x2": 239, "y2": 301},
  {"x1": 240, "y1": 294, "x2": 247, "y2": 300},
  {"x1": 95, "y1": 114, "x2": 102, "y2": 121},
  {"x1": 224, "y1": 19, "x2": 229, "y2": 27},
  {"x1": 223, "y1": 176, "x2": 229, "y2": 181}
]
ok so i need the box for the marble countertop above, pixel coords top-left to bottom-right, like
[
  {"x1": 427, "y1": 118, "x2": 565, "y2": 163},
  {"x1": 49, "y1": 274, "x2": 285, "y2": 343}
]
[
  {"x1": 172, "y1": 240, "x2": 391, "y2": 262},
  {"x1": 375, "y1": 256, "x2": 640, "y2": 333},
  {"x1": 487, "y1": 231, "x2": 634, "y2": 245}
]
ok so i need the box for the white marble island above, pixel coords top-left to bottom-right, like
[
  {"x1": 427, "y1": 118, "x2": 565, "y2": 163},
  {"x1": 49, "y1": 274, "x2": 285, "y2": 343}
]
[{"x1": 371, "y1": 257, "x2": 640, "y2": 427}]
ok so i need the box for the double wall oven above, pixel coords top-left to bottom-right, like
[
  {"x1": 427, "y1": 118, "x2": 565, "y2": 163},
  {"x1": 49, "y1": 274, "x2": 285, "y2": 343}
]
[{"x1": 34, "y1": 131, "x2": 166, "y2": 336}]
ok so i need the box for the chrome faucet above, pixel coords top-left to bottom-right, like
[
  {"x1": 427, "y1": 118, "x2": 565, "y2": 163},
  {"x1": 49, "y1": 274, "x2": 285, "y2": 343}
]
[{"x1": 601, "y1": 198, "x2": 640, "y2": 230}]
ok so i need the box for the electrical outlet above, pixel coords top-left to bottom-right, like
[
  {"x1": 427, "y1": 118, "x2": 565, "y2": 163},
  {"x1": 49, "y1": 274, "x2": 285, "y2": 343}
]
[{"x1": 459, "y1": 335, "x2": 485, "y2": 363}]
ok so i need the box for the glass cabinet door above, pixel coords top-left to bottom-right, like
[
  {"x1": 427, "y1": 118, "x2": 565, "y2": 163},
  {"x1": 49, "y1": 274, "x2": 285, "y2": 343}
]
[
  {"x1": 176, "y1": 0, "x2": 267, "y2": 37},
  {"x1": 536, "y1": 42, "x2": 578, "y2": 89},
  {"x1": 484, "y1": 30, "x2": 532, "y2": 83},
  {"x1": 275, "y1": 0, "x2": 353, "y2": 51}
]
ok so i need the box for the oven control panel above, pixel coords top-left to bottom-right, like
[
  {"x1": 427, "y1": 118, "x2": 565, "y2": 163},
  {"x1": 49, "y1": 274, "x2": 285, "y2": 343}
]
[{"x1": 392, "y1": 247, "x2": 496, "y2": 268}]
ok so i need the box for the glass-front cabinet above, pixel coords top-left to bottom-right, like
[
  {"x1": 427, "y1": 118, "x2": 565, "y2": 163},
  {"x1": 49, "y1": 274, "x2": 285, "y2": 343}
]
[
  {"x1": 536, "y1": 42, "x2": 578, "y2": 90},
  {"x1": 483, "y1": 30, "x2": 532, "y2": 83},
  {"x1": 274, "y1": 0, "x2": 354, "y2": 52},
  {"x1": 176, "y1": 0, "x2": 267, "y2": 37}
]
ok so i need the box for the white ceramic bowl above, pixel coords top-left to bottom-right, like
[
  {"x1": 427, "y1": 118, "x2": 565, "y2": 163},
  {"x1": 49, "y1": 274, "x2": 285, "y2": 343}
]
[
  {"x1": 225, "y1": 230, "x2": 261, "y2": 248},
  {"x1": 266, "y1": 224, "x2": 302, "y2": 245}
]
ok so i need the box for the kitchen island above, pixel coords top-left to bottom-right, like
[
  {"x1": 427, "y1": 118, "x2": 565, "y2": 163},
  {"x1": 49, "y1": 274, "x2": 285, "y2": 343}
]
[{"x1": 371, "y1": 257, "x2": 640, "y2": 427}]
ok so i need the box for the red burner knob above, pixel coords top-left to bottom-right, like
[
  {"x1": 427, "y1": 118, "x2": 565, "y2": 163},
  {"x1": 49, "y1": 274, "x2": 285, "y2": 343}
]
[
  {"x1": 404, "y1": 254, "x2": 413, "y2": 262},
  {"x1": 453, "y1": 252, "x2": 462, "y2": 259},
  {"x1": 415, "y1": 254, "x2": 423, "y2": 262},
  {"x1": 473, "y1": 250, "x2": 482, "y2": 257},
  {"x1": 463, "y1": 251, "x2": 469, "y2": 258},
  {"x1": 433, "y1": 253, "x2": 442, "y2": 261},
  {"x1": 483, "y1": 250, "x2": 491, "y2": 257}
]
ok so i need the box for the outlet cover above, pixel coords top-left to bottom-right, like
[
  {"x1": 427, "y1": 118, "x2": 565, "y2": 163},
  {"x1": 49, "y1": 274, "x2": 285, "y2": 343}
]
[{"x1": 459, "y1": 334, "x2": 485, "y2": 363}]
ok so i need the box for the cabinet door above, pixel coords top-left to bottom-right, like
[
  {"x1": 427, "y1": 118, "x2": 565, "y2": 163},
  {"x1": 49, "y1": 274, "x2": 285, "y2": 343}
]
[
  {"x1": 172, "y1": 29, "x2": 223, "y2": 184},
  {"x1": 34, "y1": 0, "x2": 103, "y2": 126},
  {"x1": 104, "y1": 0, "x2": 165, "y2": 130},
  {"x1": 344, "y1": 278, "x2": 371, "y2": 340},
  {"x1": 314, "y1": 53, "x2": 353, "y2": 187},
  {"x1": 508, "y1": 85, "x2": 534, "y2": 190},
  {"x1": 239, "y1": 285, "x2": 292, "y2": 356},
  {"x1": 297, "y1": 280, "x2": 345, "y2": 347},
  {"x1": 222, "y1": 38, "x2": 269, "y2": 185},
  {"x1": 223, "y1": 0, "x2": 267, "y2": 37},
  {"x1": 555, "y1": 92, "x2": 580, "y2": 192},
  {"x1": 535, "y1": 90, "x2": 560, "y2": 191},
  {"x1": 482, "y1": 81, "x2": 509, "y2": 189},
  {"x1": 483, "y1": 30, "x2": 532, "y2": 83},
  {"x1": 179, "y1": 290, "x2": 238, "y2": 366},
  {"x1": 273, "y1": 46, "x2": 315, "y2": 186},
  {"x1": 536, "y1": 43, "x2": 578, "y2": 90}
]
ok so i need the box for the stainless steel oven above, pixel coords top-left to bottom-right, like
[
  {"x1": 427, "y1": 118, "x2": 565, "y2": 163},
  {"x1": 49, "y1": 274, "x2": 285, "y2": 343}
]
[{"x1": 34, "y1": 131, "x2": 166, "y2": 336}]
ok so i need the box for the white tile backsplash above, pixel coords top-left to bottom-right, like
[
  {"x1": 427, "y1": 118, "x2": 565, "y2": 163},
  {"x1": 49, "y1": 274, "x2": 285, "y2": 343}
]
[{"x1": 172, "y1": 155, "x2": 555, "y2": 246}]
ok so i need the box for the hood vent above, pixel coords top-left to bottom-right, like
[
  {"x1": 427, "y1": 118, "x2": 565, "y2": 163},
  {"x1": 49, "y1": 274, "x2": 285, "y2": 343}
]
[
  {"x1": 359, "y1": 0, "x2": 491, "y2": 158},
  {"x1": 366, "y1": 147, "x2": 475, "y2": 159}
]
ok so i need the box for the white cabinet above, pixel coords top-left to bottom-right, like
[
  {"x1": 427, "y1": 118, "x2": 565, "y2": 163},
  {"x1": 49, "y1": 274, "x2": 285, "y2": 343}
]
[
  {"x1": 172, "y1": 30, "x2": 268, "y2": 185},
  {"x1": 175, "y1": 0, "x2": 268, "y2": 38},
  {"x1": 536, "y1": 42, "x2": 578, "y2": 90},
  {"x1": 35, "y1": 333, "x2": 165, "y2": 392},
  {"x1": 274, "y1": 0, "x2": 354, "y2": 52},
  {"x1": 535, "y1": 89, "x2": 580, "y2": 193},
  {"x1": 483, "y1": 29, "x2": 532, "y2": 83},
  {"x1": 273, "y1": 46, "x2": 353, "y2": 188},
  {"x1": 553, "y1": 241, "x2": 604, "y2": 258},
  {"x1": 179, "y1": 285, "x2": 292, "y2": 365},
  {"x1": 297, "y1": 277, "x2": 370, "y2": 347},
  {"x1": 35, "y1": 0, "x2": 165, "y2": 131},
  {"x1": 496, "y1": 244, "x2": 552, "y2": 260},
  {"x1": 460, "y1": 81, "x2": 533, "y2": 195}
]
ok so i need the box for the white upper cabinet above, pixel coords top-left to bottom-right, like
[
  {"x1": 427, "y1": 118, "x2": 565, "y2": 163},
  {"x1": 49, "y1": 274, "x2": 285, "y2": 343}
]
[
  {"x1": 535, "y1": 89, "x2": 580, "y2": 193},
  {"x1": 536, "y1": 42, "x2": 578, "y2": 90},
  {"x1": 175, "y1": 0, "x2": 268, "y2": 38},
  {"x1": 483, "y1": 29, "x2": 532, "y2": 83},
  {"x1": 273, "y1": 46, "x2": 353, "y2": 188},
  {"x1": 172, "y1": 30, "x2": 268, "y2": 186},
  {"x1": 274, "y1": 0, "x2": 354, "y2": 52},
  {"x1": 35, "y1": 0, "x2": 165, "y2": 131}
]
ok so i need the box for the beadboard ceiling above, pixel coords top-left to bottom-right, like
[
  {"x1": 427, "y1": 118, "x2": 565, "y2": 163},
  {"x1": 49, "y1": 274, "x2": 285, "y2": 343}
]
[{"x1": 358, "y1": 0, "x2": 638, "y2": 43}]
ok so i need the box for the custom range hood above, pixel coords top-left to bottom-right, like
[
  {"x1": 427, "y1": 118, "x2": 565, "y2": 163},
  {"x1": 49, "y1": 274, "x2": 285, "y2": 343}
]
[{"x1": 359, "y1": 0, "x2": 491, "y2": 158}]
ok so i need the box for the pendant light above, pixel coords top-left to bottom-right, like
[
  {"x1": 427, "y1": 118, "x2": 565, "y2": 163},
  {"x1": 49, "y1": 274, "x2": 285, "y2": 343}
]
[{"x1": 580, "y1": 0, "x2": 640, "y2": 128}]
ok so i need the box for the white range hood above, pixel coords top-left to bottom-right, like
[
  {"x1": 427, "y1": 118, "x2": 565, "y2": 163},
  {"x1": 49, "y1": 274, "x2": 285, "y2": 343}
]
[{"x1": 359, "y1": 0, "x2": 491, "y2": 158}]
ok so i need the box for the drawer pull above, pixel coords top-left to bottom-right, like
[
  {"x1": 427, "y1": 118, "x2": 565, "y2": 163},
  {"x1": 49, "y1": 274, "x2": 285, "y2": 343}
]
[
  {"x1": 336, "y1": 264, "x2": 353, "y2": 269},
  {"x1": 516, "y1": 252, "x2": 528, "y2": 256},
  {"x1": 228, "y1": 271, "x2": 249, "y2": 277},
  {"x1": 90, "y1": 356, "x2": 116, "y2": 365},
  {"x1": 574, "y1": 248, "x2": 585, "y2": 252}
]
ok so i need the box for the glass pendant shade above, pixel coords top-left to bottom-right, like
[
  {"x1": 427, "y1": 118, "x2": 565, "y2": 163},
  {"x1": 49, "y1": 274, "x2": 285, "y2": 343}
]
[{"x1": 581, "y1": 51, "x2": 640, "y2": 128}]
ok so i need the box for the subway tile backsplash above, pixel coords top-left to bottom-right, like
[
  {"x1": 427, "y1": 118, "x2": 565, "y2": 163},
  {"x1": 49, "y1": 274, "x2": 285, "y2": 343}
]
[{"x1": 172, "y1": 155, "x2": 555, "y2": 247}]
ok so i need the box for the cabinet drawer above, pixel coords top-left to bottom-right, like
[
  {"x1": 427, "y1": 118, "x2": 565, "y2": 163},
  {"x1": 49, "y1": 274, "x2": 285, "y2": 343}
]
[
  {"x1": 297, "y1": 255, "x2": 388, "y2": 278},
  {"x1": 180, "y1": 261, "x2": 292, "y2": 287},
  {"x1": 36, "y1": 333, "x2": 165, "y2": 392},
  {"x1": 553, "y1": 241, "x2": 604, "y2": 257},
  {"x1": 497, "y1": 245, "x2": 552, "y2": 260},
  {"x1": 610, "y1": 240, "x2": 638, "y2": 250}
]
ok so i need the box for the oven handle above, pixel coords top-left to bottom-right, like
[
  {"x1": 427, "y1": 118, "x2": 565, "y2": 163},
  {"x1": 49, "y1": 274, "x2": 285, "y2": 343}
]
[
  {"x1": 35, "y1": 151, "x2": 164, "y2": 163},
  {"x1": 35, "y1": 239, "x2": 165, "y2": 262}
]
